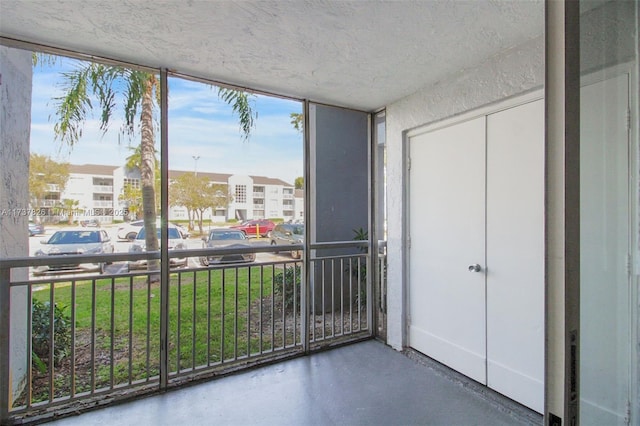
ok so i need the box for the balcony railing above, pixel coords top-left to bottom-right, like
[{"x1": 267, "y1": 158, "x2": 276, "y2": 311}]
[
  {"x1": 0, "y1": 241, "x2": 378, "y2": 423},
  {"x1": 92, "y1": 201, "x2": 113, "y2": 208},
  {"x1": 93, "y1": 185, "x2": 113, "y2": 193}
]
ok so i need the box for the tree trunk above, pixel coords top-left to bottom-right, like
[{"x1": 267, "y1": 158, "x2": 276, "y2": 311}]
[
  {"x1": 140, "y1": 76, "x2": 159, "y2": 272},
  {"x1": 196, "y1": 209, "x2": 204, "y2": 235}
]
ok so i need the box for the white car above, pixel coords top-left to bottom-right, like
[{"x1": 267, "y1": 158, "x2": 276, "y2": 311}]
[
  {"x1": 118, "y1": 220, "x2": 190, "y2": 241},
  {"x1": 127, "y1": 225, "x2": 188, "y2": 270},
  {"x1": 117, "y1": 220, "x2": 144, "y2": 241},
  {"x1": 33, "y1": 228, "x2": 114, "y2": 275}
]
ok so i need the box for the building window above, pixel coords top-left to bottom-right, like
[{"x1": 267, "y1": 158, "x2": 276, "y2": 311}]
[
  {"x1": 235, "y1": 185, "x2": 247, "y2": 203},
  {"x1": 124, "y1": 178, "x2": 140, "y2": 189}
]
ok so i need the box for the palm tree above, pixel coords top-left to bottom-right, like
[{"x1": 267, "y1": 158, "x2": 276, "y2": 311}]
[{"x1": 51, "y1": 61, "x2": 255, "y2": 271}]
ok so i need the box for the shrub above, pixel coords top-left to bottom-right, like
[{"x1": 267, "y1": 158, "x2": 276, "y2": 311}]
[
  {"x1": 32, "y1": 300, "x2": 71, "y2": 366},
  {"x1": 274, "y1": 265, "x2": 301, "y2": 312}
]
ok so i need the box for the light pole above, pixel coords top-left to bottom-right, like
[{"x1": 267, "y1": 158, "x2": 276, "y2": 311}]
[{"x1": 192, "y1": 155, "x2": 200, "y2": 177}]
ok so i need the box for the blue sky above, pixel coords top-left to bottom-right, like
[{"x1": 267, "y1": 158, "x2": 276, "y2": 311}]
[{"x1": 30, "y1": 57, "x2": 304, "y2": 185}]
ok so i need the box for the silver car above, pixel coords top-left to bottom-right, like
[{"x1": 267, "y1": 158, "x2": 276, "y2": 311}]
[
  {"x1": 128, "y1": 226, "x2": 188, "y2": 270},
  {"x1": 270, "y1": 223, "x2": 304, "y2": 259},
  {"x1": 200, "y1": 229, "x2": 255, "y2": 266},
  {"x1": 33, "y1": 229, "x2": 114, "y2": 275}
]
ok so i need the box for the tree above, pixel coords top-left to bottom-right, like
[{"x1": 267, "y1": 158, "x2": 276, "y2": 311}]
[
  {"x1": 60, "y1": 198, "x2": 79, "y2": 224},
  {"x1": 169, "y1": 173, "x2": 232, "y2": 235},
  {"x1": 50, "y1": 59, "x2": 255, "y2": 272},
  {"x1": 29, "y1": 153, "x2": 70, "y2": 218},
  {"x1": 118, "y1": 184, "x2": 143, "y2": 220},
  {"x1": 294, "y1": 177, "x2": 303, "y2": 189},
  {"x1": 290, "y1": 112, "x2": 303, "y2": 134},
  {"x1": 124, "y1": 145, "x2": 160, "y2": 211}
]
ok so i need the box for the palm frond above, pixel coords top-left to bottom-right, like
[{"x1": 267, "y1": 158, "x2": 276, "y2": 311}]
[
  {"x1": 52, "y1": 66, "x2": 93, "y2": 147},
  {"x1": 218, "y1": 88, "x2": 256, "y2": 141}
]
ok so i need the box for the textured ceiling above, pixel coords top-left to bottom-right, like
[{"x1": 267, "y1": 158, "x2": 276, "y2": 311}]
[{"x1": 0, "y1": 0, "x2": 543, "y2": 111}]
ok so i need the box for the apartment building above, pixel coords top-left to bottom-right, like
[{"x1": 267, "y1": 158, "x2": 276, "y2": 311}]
[{"x1": 38, "y1": 164, "x2": 300, "y2": 223}]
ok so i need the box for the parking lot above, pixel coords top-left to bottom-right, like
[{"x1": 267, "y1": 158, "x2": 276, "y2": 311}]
[{"x1": 28, "y1": 224, "x2": 295, "y2": 277}]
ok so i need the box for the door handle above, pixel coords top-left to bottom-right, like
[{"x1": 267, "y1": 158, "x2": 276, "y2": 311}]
[{"x1": 468, "y1": 264, "x2": 482, "y2": 273}]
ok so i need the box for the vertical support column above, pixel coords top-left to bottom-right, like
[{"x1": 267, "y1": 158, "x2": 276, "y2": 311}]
[
  {"x1": 0, "y1": 267, "x2": 10, "y2": 422},
  {"x1": 0, "y1": 44, "x2": 32, "y2": 421},
  {"x1": 544, "y1": 1, "x2": 580, "y2": 424},
  {"x1": 159, "y1": 68, "x2": 170, "y2": 389},
  {"x1": 367, "y1": 112, "x2": 375, "y2": 338},
  {"x1": 302, "y1": 100, "x2": 311, "y2": 354}
]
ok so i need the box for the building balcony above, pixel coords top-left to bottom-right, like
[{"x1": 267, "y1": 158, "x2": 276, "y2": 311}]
[
  {"x1": 93, "y1": 185, "x2": 113, "y2": 193},
  {"x1": 0, "y1": 241, "x2": 424, "y2": 424},
  {"x1": 252, "y1": 192, "x2": 264, "y2": 198},
  {"x1": 92, "y1": 200, "x2": 113, "y2": 208}
]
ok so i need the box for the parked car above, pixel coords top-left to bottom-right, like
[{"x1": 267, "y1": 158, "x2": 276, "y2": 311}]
[
  {"x1": 117, "y1": 219, "x2": 144, "y2": 240},
  {"x1": 230, "y1": 219, "x2": 276, "y2": 238},
  {"x1": 33, "y1": 229, "x2": 114, "y2": 275},
  {"x1": 118, "y1": 220, "x2": 190, "y2": 241},
  {"x1": 200, "y1": 229, "x2": 256, "y2": 266},
  {"x1": 128, "y1": 225, "x2": 188, "y2": 270},
  {"x1": 172, "y1": 222, "x2": 190, "y2": 239},
  {"x1": 28, "y1": 221, "x2": 45, "y2": 236},
  {"x1": 79, "y1": 218, "x2": 100, "y2": 227},
  {"x1": 270, "y1": 223, "x2": 304, "y2": 259}
]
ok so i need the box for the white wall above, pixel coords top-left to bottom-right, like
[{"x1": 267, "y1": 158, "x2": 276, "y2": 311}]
[
  {"x1": 0, "y1": 45, "x2": 31, "y2": 405},
  {"x1": 384, "y1": 36, "x2": 544, "y2": 350}
]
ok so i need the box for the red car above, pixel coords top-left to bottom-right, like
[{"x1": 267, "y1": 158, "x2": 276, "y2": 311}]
[{"x1": 230, "y1": 219, "x2": 276, "y2": 237}]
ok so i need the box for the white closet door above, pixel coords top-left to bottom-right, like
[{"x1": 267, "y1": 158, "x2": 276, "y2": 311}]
[
  {"x1": 408, "y1": 117, "x2": 487, "y2": 384},
  {"x1": 486, "y1": 99, "x2": 545, "y2": 413}
]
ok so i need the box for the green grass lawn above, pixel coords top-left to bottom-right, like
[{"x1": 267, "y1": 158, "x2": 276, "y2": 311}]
[{"x1": 28, "y1": 264, "x2": 300, "y2": 403}]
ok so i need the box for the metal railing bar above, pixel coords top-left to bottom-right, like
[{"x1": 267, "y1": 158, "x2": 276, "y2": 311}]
[
  {"x1": 340, "y1": 258, "x2": 344, "y2": 337},
  {"x1": 349, "y1": 257, "x2": 353, "y2": 333},
  {"x1": 206, "y1": 269, "x2": 212, "y2": 367},
  {"x1": 221, "y1": 269, "x2": 226, "y2": 364},
  {"x1": 128, "y1": 277, "x2": 133, "y2": 386},
  {"x1": 308, "y1": 241, "x2": 368, "y2": 250},
  {"x1": 270, "y1": 266, "x2": 275, "y2": 352},
  {"x1": 293, "y1": 263, "x2": 298, "y2": 346},
  {"x1": 191, "y1": 272, "x2": 197, "y2": 372},
  {"x1": 367, "y1": 255, "x2": 373, "y2": 337},
  {"x1": 321, "y1": 259, "x2": 326, "y2": 341},
  {"x1": 233, "y1": 267, "x2": 238, "y2": 361},
  {"x1": 110, "y1": 278, "x2": 115, "y2": 389},
  {"x1": 310, "y1": 252, "x2": 367, "y2": 262},
  {"x1": 1, "y1": 245, "x2": 309, "y2": 274},
  {"x1": 311, "y1": 263, "x2": 315, "y2": 343},
  {"x1": 89, "y1": 279, "x2": 96, "y2": 394},
  {"x1": 145, "y1": 276, "x2": 151, "y2": 381},
  {"x1": 247, "y1": 267, "x2": 251, "y2": 357},
  {"x1": 48, "y1": 283, "x2": 54, "y2": 403},
  {"x1": 331, "y1": 259, "x2": 335, "y2": 338},
  {"x1": 281, "y1": 262, "x2": 288, "y2": 348},
  {"x1": 357, "y1": 257, "x2": 362, "y2": 332},
  {"x1": 176, "y1": 272, "x2": 182, "y2": 374},
  {"x1": 259, "y1": 265, "x2": 263, "y2": 355}
]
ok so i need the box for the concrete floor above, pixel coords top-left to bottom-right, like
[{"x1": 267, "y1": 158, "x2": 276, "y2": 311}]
[{"x1": 47, "y1": 340, "x2": 541, "y2": 426}]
